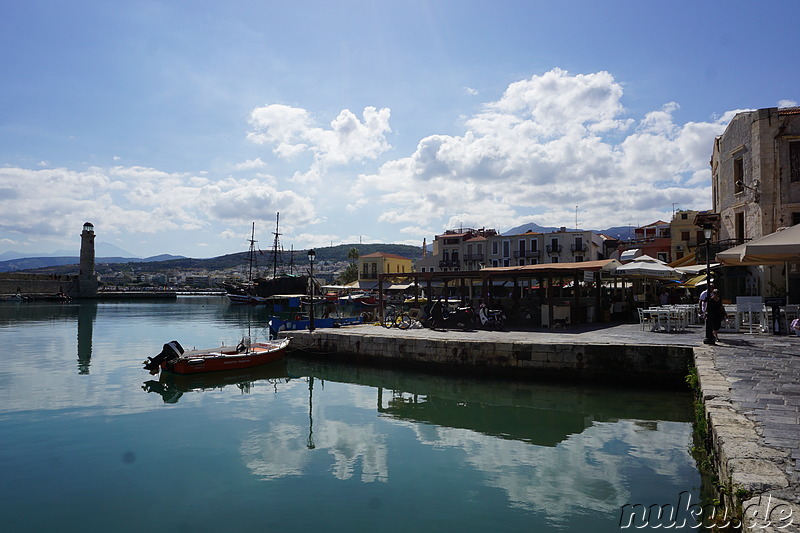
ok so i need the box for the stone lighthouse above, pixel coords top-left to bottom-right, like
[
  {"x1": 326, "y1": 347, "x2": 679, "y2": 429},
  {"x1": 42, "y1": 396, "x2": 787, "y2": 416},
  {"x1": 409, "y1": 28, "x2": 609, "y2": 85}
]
[{"x1": 78, "y1": 222, "x2": 98, "y2": 297}]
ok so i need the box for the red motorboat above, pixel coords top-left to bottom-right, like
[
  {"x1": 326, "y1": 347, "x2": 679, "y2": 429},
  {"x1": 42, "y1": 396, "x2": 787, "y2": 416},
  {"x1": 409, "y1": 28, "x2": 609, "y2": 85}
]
[{"x1": 144, "y1": 338, "x2": 290, "y2": 375}]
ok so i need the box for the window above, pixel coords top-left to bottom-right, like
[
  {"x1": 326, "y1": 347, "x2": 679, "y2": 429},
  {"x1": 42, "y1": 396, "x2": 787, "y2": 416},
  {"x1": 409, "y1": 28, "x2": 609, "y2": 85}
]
[
  {"x1": 575, "y1": 256, "x2": 584, "y2": 262},
  {"x1": 793, "y1": 212, "x2": 800, "y2": 226},
  {"x1": 681, "y1": 213, "x2": 688, "y2": 220},
  {"x1": 551, "y1": 257, "x2": 559, "y2": 263},
  {"x1": 530, "y1": 239, "x2": 538, "y2": 252},
  {"x1": 790, "y1": 141, "x2": 800, "y2": 182},
  {"x1": 734, "y1": 157, "x2": 744, "y2": 193},
  {"x1": 518, "y1": 240, "x2": 526, "y2": 256},
  {"x1": 502, "y1": 240, "x2": 510, "y2": 258},
  {"x1": 681, "y1": 231, "x2": 690, "y2": 241},
  {"x1": 657, "y1": 252, "x2": 668, "y2": 262},
  {"x1": 492, "y1": 241, "x2": 499, "y2": 255}
]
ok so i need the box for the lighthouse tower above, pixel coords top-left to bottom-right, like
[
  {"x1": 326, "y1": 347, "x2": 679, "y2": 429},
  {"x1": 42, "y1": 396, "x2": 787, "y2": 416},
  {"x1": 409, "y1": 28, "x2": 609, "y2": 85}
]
[{"x1": 79, "y1": 222, "x2": 98, "y2": 297}]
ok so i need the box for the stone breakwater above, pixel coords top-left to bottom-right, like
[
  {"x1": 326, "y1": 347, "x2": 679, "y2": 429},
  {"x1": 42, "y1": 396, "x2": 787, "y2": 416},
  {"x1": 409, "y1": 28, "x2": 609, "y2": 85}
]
[
  {"x1": 694, "y1": 342, "x2": 800, "y2": 532},
  {"x1": 282, "y1": 326, "x2": 692, "y2": 385},
  {"x1": 283, "y1": 323, "x2": 800, "y2": 531}
]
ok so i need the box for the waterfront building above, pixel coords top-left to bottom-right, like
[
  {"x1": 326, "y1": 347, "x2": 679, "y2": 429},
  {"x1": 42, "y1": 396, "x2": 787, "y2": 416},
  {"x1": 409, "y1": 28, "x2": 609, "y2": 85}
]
[
  {"x1": 616, "y1": 221, "x2": 672, "y2": 263},
  {"x1": 710, "y1": 106, "x2": 800, "y2": 297},
  {"x1": 417, "y1": 228, "x2": 498, "y2": 272},
  {"x1": 490, "y1": 227, "x2": 604, "y2": 267},
  {"x1": 670, "y1": 210, "x2": 703, "y2": 262},
  {"x1": 358, "y1": 252, "x2": 413, "y2": 281}
]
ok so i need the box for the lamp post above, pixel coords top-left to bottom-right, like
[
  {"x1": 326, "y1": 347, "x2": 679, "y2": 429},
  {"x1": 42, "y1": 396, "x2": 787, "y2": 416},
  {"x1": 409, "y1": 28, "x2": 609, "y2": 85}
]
[
  {"x1": 307, "y1": 249, "x2": 316, "y2": 332},
  {"x1": 703, "y1": 225, "x2": 713, "y2": 285}
]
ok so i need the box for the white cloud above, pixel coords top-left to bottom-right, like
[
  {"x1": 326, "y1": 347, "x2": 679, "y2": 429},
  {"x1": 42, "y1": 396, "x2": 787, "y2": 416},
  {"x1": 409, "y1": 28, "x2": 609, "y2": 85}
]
[
  {"x1": 357, "y1": 68, "x2": 728, "y2": 232},
  {"x1": 234, "y1": 157, "x2": 267, "y2": 170},
  {"x1": 247, "y1": 104, "x2": 392, "y2": 182}
]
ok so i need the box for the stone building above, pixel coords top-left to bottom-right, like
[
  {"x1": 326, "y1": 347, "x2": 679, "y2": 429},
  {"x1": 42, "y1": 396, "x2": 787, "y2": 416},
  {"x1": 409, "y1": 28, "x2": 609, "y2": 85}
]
[
  {"x1": 710, "y1": 106, "x2": 800, "y2": 296},
  {"x1": 711, "y1": 106, "x2": 800, "y2": 240}
]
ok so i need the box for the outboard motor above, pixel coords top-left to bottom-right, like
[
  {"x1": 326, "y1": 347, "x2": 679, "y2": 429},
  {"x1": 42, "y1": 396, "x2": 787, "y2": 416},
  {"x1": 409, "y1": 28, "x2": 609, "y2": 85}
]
[{"x1": 143, "y1": 340, "x2": 184, "y2": 374}]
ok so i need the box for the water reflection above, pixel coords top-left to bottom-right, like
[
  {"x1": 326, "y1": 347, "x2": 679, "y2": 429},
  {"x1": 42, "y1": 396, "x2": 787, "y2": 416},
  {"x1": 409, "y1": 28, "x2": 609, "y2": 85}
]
[
  {"x1": 233, "y1": 358, "x2": 696, "y2": 523},
  {"x1": 77, "y1": 301, "x2": 97, "y2": 374},
  {"x1": 142, "y1": 360, "x2": 292, "y2": 403}
]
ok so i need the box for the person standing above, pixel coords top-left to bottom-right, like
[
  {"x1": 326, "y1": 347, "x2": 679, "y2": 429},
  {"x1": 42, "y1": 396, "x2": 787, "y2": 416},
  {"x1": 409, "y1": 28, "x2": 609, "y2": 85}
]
[
  {"x1": 703, "y1": 289, "x2": 726, "y2": 344},
  {"x1": 699, "y1": 282, "x2": 714, "y2": 315}
]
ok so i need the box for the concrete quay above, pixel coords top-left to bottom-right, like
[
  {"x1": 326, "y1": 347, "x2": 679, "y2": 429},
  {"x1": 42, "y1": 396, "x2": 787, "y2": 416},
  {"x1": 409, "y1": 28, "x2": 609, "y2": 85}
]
[{"x1": 284, "y1": 321, "x2": 800, "y2": 530}]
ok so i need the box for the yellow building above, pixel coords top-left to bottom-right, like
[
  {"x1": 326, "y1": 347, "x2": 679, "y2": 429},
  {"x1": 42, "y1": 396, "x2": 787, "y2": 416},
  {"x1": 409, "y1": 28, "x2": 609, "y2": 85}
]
[{"x1": 359, "y1": 252, "x2": 413, "y2": 281}]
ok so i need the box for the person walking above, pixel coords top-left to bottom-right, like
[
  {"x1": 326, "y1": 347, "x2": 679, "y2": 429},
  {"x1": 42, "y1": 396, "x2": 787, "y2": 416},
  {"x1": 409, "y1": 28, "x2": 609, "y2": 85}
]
[{"x1": 703, "y1": 289, "x2": 726, "y2": 345}]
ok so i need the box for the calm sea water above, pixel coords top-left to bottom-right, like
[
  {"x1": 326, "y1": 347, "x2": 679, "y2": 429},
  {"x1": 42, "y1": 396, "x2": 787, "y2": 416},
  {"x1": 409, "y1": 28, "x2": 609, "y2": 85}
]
[{"x1": 0, "y1": 297, "x2": 702, "y2": 532}]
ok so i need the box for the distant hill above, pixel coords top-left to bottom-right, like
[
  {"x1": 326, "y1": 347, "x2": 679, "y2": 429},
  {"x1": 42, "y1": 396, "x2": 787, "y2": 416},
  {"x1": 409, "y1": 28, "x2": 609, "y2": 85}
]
[
  {"x1": 503, "y1": 222, "x2": 635, "y2": 240},
  {"x1": 0, "y1": 242, "x2": 138, "y2": 262},
  {"x1": 0, "y1": 254, "x2": 186, "y2": 273},
  {"x1": 3, "y1": 244, "x2": 422, "y2": 275}
]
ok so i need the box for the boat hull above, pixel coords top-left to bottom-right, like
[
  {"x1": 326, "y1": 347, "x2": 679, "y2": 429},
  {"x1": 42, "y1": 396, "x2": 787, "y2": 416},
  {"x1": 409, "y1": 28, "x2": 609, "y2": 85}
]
[{"x1": 162, "y1": 339, "x2": 290, "y2": 374}]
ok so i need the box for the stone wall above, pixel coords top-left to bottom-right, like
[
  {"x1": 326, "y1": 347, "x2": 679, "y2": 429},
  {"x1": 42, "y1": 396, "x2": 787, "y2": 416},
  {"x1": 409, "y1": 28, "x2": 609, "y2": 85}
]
[
  {"x1": 0, "y1": 272, "x2": 79, "y2": 297},
  {"x1": 283, "y1": 330, "x2": 693, "y2": 385}
]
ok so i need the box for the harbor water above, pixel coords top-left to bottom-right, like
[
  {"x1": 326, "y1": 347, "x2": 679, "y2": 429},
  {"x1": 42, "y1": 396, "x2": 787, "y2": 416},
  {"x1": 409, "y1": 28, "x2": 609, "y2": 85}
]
[{"x1": 0, "y1": 296, "x2": 704, "y2": 532}]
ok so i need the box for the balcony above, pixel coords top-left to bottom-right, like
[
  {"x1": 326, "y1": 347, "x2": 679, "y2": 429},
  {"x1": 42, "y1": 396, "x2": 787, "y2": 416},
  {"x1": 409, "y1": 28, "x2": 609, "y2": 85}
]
[
  {"x1": 463, "y1": 253, "x2": 484, "y2": 262},
  {"x1": 513, "y1": 250, "x2": 541, "y2": 259},
  {"x1": 438, "y1": 259, "x2": 460, "y2": 269},
  {"x1": 570, "y1": 243, "x2": 587, "y2": 252},
  {"x1": 546, "y1": 244, "x2": 562, "y2": 254},
  {"x1": 696, "y1": 238, "x2": 749, "y2": 263}
]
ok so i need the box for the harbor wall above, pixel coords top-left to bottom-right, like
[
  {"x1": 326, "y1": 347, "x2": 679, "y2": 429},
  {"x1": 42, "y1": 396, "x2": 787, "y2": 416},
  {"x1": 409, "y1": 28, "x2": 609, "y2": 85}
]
[
  {"x1": 282, "y1": 329, "x2": 693, "y2": 385},
  {"x1": 0, "y1": 272, "x2": 78, "y2": 297}
]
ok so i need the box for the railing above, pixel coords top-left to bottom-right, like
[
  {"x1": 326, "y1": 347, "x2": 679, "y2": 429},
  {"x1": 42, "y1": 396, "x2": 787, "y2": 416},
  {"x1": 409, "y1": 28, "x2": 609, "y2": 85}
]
[
  {"x1": 513, "y1": 250, "x2": 541, "y2": 258},
  {"x1": 696, "y1": 238, "x2": 750, "y2": 263},
  {"x1": 463, "y1": 253, "x2": 484, "y2": 262},
  {"x1": 546, "y1": 244, "x2": 562, "y2": 254},
  {"x1": 570, "y1": 244, "x2": 587, "y2": 252},
  {"x1": 438, "y1": 260, "x2": 460, "y2": 268}
]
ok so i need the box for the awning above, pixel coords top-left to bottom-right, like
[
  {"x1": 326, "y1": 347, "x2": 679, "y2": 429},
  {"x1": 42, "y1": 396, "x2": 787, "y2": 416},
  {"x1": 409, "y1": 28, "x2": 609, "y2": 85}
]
[
  {"x1": 620, "y1": 249, "x2": 641, "y2": 262},
  {"x1": 678, "y1": 274, "x2": 707, "y2": 288},
  {"x1": 717, "y1": 224, "x2": 800, "y2": 265},
  {"x1": 675, "y1": 263, "x2": 720, "y2": 275}
]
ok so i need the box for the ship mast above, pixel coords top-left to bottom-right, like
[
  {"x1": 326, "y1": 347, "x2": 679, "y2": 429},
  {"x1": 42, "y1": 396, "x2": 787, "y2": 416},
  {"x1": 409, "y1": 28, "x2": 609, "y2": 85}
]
[
  {"x1": 247, "y1": 222, "x2": 257, "y2": 282},
  {"x1": 271, "y1": 212, "x2": 282, "y2": 279}
]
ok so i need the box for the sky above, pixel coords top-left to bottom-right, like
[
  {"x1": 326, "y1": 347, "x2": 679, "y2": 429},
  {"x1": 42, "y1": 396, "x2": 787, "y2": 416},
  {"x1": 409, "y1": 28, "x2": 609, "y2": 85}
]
[{"x1": 1, "y1": 1, "x2": 799, "y2": 259}]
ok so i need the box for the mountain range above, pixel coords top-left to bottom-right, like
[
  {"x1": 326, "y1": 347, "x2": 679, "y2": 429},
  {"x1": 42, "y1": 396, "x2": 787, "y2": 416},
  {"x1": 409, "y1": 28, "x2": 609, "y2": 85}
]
[
  {"x1": 503, "y1": 222, "x2": 636, "y2": 240},
  {"x1": 1, "y1": 225, "x2": 636, "y2": 273}
]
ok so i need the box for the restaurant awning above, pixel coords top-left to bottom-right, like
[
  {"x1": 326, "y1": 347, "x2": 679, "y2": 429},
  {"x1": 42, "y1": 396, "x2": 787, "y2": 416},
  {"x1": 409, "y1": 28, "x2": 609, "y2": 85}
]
[
  {"x1": 717, "y1": 224, "x2": 800, "y2": 266},
  {"x1": 620, "y1": 249, "x2": 641, "y2": 262}
]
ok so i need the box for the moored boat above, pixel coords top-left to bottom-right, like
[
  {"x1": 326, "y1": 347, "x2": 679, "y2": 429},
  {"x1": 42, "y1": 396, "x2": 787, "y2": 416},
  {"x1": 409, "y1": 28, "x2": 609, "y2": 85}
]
[{"x1": 143, "y1": 338, "x2": 290, "y2": 375}]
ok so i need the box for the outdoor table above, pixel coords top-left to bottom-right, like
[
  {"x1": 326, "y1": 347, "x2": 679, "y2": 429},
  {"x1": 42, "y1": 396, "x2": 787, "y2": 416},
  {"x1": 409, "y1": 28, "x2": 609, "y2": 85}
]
[{"x1": 642, "y1": 308, "x2": 672, "y2": 332}]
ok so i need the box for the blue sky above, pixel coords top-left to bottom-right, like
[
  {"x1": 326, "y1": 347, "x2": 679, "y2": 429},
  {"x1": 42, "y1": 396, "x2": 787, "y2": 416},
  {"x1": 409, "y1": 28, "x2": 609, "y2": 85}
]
[{"x1": 1, "y1": 0, "x2": 798, "y2": 258}]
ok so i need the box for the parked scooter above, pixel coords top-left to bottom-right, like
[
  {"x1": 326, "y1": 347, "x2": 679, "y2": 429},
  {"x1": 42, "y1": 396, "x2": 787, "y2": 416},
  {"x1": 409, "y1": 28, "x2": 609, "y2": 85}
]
[
  {"x1": 425, "y1": 298, "x2": 475, "y2": 331},
  {"x1": 477, "y1": 304, "x2": 506, "y2": 330}
]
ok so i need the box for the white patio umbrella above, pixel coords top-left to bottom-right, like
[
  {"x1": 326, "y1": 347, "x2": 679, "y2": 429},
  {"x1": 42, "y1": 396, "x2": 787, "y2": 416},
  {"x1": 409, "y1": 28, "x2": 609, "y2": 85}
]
[
  {"x1": 616, "y1": 255, "x2": 681, "y2": 279},
  {"x1": 717, "y1": 224, "x2": 800, "y2": 266}
]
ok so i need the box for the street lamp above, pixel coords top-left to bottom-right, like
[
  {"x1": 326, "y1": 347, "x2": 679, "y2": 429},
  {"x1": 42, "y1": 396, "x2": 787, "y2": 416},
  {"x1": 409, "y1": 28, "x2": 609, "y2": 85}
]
[
  {"x1": 703, "y1": 225, "x2": 713, "y2": 285},
  {"x1": 307, "y1": 249, "x2": 316, "y2": 332}
]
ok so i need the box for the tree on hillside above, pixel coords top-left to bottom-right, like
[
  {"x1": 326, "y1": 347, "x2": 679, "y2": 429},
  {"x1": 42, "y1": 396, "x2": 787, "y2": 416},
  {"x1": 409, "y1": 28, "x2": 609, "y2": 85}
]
[{"x1": 335, "y1": 247, "x2": 360, "y2": 285}]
